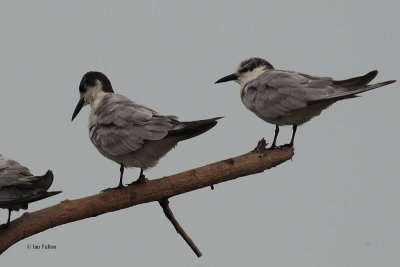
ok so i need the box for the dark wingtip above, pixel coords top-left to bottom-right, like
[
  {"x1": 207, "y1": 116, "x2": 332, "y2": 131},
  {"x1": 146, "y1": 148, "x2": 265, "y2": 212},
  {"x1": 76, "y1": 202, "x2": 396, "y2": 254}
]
[
  {"x1": 45, "y1": 170, "x2": 54, "y2": 178},
  {"x1": 333, "y1": 70, "x2": 381, "y2": 87},
  {"x1": 45, "y1": 191, "x2": 62, "y2": 197},
  {"x1": 42, "y1": 170, "x2": 54, "y2": 191},
  {"x1": 370, "y1": 70, "x2": 378, "y2": 75},
  {"x1": 384, "y1": 80, "x2": 396, "y2": 85},
  {"x1": 366, "y1": 70, "x2": 378, "y2": 82},
  {"x1": 167, "y1": 116, "x2": 223, "y2": 140},
  {"x1": 211, "y1": 116, "x2": 224, "y2": 121}
]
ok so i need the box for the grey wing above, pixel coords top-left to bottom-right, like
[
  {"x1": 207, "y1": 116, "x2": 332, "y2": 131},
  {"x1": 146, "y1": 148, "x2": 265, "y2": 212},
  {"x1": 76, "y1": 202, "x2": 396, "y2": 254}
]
[
  {"x1": 0, "y1": 188, "x2": 61, "y2": 208},
  {"x1": 242, "y1": 70, "x2": 335, "y2": 119},
  {"x1": 0, "y1": 187, "x2": 42, "y2": 203},
  {"x1": 0, "y1": 157, "x2": 38, "y2": 187},
  {"x1": 89, "y1": 94, "x2": 178, "y2": 156}
]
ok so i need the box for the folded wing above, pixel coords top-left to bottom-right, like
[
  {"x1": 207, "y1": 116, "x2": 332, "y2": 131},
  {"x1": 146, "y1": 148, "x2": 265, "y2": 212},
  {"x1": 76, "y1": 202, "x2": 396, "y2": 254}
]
[
  {"x1": 242, "y1": 70, "x2": 395, "y2": 120},
  {"x1": 89, "y1": 94, "x2": 179, "y2": 156}
]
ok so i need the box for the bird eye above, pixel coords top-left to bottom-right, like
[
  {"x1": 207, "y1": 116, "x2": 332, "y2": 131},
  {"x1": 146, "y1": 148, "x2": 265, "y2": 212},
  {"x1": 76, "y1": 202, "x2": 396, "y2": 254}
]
[
  {"x1": 240, "y1": 68, "x2": 249, "y2": 73},
  {"x1": 79, "y1": 83, "x2": 87, "y2": 93}
]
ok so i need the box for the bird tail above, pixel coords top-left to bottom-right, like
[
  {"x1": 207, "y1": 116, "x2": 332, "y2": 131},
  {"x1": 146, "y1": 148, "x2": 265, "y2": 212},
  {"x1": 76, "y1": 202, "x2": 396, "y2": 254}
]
[
  {"x1": 167, "y1": 117, "x2": 222, "y2": 141},
  {"x1": 310, "y1": 71, "x2": 396, "y2": 104},
  {"x1": 325, "y1": 80, "x2": 396, "y2": 102}
]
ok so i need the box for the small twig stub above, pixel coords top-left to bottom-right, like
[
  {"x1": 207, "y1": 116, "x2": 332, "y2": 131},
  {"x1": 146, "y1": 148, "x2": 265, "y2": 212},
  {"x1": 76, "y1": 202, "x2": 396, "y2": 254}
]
[{"x1": 253, "y1": 138, "x2": 268, "y2": 152}]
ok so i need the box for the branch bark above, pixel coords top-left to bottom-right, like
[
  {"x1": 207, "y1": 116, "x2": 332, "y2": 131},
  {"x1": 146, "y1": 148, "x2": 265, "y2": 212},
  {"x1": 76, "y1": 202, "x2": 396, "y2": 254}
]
[{"x1": 0, "y1": 140, "x2": 294, "y2": 255}]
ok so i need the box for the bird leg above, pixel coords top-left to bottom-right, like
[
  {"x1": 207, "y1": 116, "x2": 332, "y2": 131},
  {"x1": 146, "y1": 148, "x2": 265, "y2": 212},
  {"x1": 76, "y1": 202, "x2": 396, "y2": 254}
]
[
  {"x1": 0, "y1": 209, "x2": 11, "y2": 230},
  {"x1": 268, "y1": 125, "x2": 279, "y2": 149},
  {"x1": 280, "y1": 125, "x2": 297, "y2": 148},
  {"x1": 101, "y1": 164, "x2": 126, "y2": 192},
  {"x1": 7, "y1": 209, "x2": 11, "y2": 225},
  {"x1": 128, "y1": 168, "x2": 148, "y2": 186},
  {"x1": 289, "y1": 125, "x2": 297, "y2": 147},
  {"x1": 117, "y1": 164, "x2": 125, "y2": 188},
  {"x1": 137, "y1": 169, "x2": 147, "y2": 183}
]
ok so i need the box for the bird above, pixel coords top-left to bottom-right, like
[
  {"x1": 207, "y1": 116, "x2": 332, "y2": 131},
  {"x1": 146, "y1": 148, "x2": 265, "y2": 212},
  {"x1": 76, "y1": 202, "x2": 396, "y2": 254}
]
[
  {"x1": 71, "y1": 71, "x2": 221, "y2": 189},
  {"x1": 215, "y1": 57, "x2": 396, "y2": 148},
  {"x1": 0, "y1": 152, "x2": 61, "y2": 228}
]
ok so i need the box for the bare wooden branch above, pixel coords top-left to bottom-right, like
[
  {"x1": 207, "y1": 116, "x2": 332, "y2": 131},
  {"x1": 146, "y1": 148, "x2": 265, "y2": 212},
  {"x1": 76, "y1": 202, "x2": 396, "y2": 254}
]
[
  {"x1": 0, "y1": 141, "x2": 294, "y2": 254},
  {"x1": 159, "y1": 198, "x2": 202, "y2": 257}
]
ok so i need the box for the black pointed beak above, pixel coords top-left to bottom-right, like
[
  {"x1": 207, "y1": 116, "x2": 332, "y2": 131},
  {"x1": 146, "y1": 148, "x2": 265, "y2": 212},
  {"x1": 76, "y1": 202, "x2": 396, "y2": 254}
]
[
  {"x1": 71, "y1": 98, "x2": 85, "y2": 121},
  {"x1": 215, "y1": 73, "x2": 238, "y2": 84}
]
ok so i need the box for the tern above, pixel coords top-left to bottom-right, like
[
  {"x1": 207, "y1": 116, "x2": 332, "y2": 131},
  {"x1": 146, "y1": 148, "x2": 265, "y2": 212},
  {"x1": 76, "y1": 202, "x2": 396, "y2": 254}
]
[
  {"x1": 0, "y1": 152, "x2": 61, "y2": 227},
  {"x1": 215, "y1": 57, "x2": 395, "y2": 148},
  {"x1": 72, "y1": 71, "x2": 221, "y2": 189}
]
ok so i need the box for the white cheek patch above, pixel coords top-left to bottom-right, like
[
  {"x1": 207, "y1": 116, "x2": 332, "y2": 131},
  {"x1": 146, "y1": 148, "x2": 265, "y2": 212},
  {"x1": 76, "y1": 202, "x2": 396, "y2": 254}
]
[
  {"x1": 84, "y1": 84, "x2": 107, "y2": 105},
  {"x1": 238, "y1": 66, "x2": 266, "y2": 87}
]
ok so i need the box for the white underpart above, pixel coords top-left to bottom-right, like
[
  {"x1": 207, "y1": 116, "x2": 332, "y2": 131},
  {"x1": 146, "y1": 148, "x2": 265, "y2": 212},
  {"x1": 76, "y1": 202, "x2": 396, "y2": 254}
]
[{"x1": 94, "y1": 137, "x2": 180, "y2": 169}]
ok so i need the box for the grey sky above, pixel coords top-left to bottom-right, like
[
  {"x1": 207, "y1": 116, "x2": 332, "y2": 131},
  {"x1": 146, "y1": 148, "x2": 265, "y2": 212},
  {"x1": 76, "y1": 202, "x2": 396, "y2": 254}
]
[{"x1": 1, "y1": 1, "x2": 399, "y2": 266}]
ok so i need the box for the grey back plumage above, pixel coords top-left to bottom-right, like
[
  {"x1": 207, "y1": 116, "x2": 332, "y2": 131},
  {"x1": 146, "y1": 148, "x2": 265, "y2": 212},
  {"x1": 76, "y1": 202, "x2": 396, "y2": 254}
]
[
  {"x1": 89, "y1": 93, "x2": 179, "y2": 156},
  {"x1": 0, "y1": 158, "x2": 32, "y2": 186},
  {"x1": 241, "y1": 69, "x2": 396, "y2": 125},
  {"x1": 90, "y1": 93, "x2": 221, "y2": 157}
]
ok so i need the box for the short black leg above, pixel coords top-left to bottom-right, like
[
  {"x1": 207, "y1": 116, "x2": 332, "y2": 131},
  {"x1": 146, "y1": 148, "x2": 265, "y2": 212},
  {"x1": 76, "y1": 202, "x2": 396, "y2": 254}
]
[
  {"x1": 138, "y1": 168, "x2": 146, "y2": 183},
  {"x1": 1, "y1": 209, "x2": 11, "y2": 229},
  {"x1": 268, "y1": 125, "x2": 279, "y2": 149},
  {"x1": 289, "y1": 125, "x2": 297, "y2": 147},
  {"x1": 117, "y1": 164, "x2": 125, "y2": 188},
  {"x1": 280, "y1": 125, "x2": 297, "y2": 148},
  {"x1": 101, "y1": 164, "x2": 126, "y2": 192},
  {"x1": 128, "y1": 168, "x2": 148, "y2": 186},
  {"x1": 7, "y1": 209, "x2": 11, "y2": 225}
]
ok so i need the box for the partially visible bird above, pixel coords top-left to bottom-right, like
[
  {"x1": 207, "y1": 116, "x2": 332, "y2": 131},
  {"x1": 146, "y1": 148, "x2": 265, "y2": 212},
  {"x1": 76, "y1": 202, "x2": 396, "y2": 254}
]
[
  {"x1": 215, "y1": 57, "x2": 396, "y2": 148},
  {"x1": 0, "y1": 152, "x2": 61, "y2": 227},
  {"x1": 72, "y1": 71, "x2": 221, "y2": 189}
]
